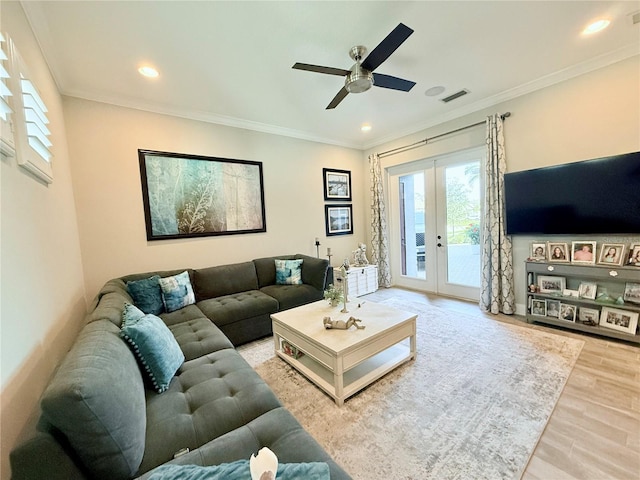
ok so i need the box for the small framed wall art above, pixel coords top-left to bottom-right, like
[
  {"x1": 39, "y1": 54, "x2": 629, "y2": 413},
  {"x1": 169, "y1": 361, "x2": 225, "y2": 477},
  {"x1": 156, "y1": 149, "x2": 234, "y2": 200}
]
[
  {"x1": 323, "y1": 168, "x2": 352, "y2": 201},
  {"x1": 325, "y1": 204, "x2": 353, "y2": 236}
]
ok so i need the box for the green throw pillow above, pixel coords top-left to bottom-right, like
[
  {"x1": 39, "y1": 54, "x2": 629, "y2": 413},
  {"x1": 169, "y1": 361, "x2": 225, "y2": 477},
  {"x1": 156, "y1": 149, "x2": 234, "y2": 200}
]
[
  {"x1": 121, "y1": 304, "x2": 184, "y2": 393},
  {"x1": 275, "y1": 259, "x2": 303, "y2": 285},
  {"x1": 159, "y1": 271, "x2": 195, "y2": 313},
  {"x1": 126, "y1": 275, "x2": 164, "y2": 315}
]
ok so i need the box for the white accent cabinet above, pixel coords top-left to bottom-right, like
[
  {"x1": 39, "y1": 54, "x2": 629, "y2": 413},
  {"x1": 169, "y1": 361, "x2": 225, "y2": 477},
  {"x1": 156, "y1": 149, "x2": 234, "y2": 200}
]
[{"x1": 334, "y1": 265, "x2": 379, "y2": 298}]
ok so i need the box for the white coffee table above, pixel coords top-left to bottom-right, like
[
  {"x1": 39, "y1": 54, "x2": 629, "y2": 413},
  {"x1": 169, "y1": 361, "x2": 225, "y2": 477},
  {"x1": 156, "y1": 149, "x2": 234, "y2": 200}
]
[{"x1": 271, "y1": 300, "x2": 417, "y2": 406}]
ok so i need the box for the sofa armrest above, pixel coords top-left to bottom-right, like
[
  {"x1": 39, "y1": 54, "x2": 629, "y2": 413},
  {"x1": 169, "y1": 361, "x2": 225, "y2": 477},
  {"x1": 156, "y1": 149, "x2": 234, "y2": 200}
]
[{"x1": 295, "y1": 254, "x2": 330, "y2": 291}]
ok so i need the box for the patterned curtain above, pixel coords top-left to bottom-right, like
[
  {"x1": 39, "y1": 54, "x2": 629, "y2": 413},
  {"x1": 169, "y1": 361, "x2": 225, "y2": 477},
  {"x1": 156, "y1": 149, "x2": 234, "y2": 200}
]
[
  {"x1": 368, "y1": 153, "x2": 391, "y2": 287},
  {"x1": 480, "y1": 114, "x2": 515, "y2": 314}
]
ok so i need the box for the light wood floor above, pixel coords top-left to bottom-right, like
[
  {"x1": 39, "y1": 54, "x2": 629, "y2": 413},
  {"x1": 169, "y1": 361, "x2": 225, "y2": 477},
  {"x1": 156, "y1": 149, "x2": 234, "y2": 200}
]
[{"x1": 364, "y1": 287, "x2": 640, "y2": 480}]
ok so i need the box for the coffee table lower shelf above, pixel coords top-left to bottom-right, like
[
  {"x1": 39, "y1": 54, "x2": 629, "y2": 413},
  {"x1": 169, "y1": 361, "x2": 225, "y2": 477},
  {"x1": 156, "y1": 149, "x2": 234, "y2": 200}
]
[{"x1": 275, "y1": 340, "x2": 413, "y2": 406}]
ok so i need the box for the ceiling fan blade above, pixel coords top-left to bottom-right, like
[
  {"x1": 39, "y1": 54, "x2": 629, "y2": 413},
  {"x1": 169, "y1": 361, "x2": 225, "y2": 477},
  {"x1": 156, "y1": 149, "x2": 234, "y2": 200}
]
[
  {"x1": 292, "y1": 63, "x2": 351, "y2": 77},
  {"x1": 326, "y1": 87, "x2": 349, "y2": 109},
  {"x1": 373, "y1": 73, "x2": 416, "y2": 92},
  {"x1": 361, "y1": 23, "x2": 414, "y2": 72}
]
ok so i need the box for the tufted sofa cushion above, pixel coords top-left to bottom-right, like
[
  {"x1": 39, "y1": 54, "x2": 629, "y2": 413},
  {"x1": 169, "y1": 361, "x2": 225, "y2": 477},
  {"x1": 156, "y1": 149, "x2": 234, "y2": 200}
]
[
  {"x1": 137, "y1": 408, "x2": 348, "y2": 480},
  {"x1": 168, "y1": 317, "x2": 234, "y2": 361},
  {"x1": 196, "y1": 291, "x2": 278, "y2": 328},
  {"x1": 137, "y1": 349, "x2": 281, "y2": 475}
]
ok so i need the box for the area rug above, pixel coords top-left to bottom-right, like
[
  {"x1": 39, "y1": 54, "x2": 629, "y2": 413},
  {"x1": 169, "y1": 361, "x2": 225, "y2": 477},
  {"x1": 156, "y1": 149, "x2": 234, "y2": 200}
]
[{"x1": 238, "y1": 299, "x2": 584, "y2": 480}]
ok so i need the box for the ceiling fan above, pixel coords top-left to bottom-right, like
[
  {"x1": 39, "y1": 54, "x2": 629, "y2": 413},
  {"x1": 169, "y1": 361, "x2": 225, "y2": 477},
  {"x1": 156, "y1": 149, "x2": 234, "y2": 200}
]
[{"x1": 293, "y1": 23, "x2": 416, "y2": 110}]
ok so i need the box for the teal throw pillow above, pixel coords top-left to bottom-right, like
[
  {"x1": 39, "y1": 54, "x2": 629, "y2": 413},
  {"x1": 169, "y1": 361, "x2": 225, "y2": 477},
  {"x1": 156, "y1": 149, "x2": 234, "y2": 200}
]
[
  {"x1": 120, "y1": 304, "x2": 185, "y2": 393},
  {"x1": 275, "y1": 259, "x2": 303, "y2": 285},
  {"x1": 159, "y1": 271, "x2": 195, "y2": 313},
  {"x1": 126, "y1": 275, "x2": 164, "y2": 315},
  {"x1": 147, "y1": 461, "x2": 330, "y2": 480}
]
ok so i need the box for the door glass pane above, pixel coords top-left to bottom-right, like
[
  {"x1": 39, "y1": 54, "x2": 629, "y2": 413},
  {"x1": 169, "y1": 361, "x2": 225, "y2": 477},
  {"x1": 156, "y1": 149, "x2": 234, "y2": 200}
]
[
  {"x1": 399, "y1": 172, "x2": 425, "y2": 279},
  {"x1": 444, "y1": 162, "x2": 480, "y2": 287}
]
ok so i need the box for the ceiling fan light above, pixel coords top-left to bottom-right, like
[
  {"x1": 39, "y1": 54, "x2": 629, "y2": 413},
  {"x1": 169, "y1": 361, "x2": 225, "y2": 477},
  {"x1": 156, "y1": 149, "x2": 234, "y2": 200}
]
[{"x1": 345, "y1": 66, "x2": 373, "y2": 93}]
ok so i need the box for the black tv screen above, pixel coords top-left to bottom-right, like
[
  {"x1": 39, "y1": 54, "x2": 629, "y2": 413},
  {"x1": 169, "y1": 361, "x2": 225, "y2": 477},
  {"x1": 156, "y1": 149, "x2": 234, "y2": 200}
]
[{"x1": 504, "y1": 151, "x2": 640, "y2": 235}]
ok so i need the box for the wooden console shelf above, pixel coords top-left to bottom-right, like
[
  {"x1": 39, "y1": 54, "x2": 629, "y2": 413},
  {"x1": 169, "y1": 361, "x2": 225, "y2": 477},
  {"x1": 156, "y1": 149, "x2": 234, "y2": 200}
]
[{"x1": 525, "y1": 261, "x2": 640, "y2": 344}]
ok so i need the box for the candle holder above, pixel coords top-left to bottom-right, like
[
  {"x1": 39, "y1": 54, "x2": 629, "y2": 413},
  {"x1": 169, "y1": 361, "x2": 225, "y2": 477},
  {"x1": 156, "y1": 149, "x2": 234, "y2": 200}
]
[{"x1": 315, "y1": 238, "x2": 321, "y2": 258}]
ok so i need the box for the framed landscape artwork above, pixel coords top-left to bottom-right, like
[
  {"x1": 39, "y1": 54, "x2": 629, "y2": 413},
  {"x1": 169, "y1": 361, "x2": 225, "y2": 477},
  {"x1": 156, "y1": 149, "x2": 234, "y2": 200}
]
[
  {"x1": 138, "y1": 150, "x2": 266, "y2": 240},
  {"x1": 325, "y1": 204, "x2": 353, "y2": 236},
  {"x1": 323, "y1": 168, "x2": 352, "y2": 201}
]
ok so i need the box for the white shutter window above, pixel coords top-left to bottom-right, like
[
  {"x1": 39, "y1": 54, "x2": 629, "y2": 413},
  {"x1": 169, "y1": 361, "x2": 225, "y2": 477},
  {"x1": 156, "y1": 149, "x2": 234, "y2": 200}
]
[
  {"x1": 0, "y1": 32, "x2": 15, "y2": 158},
  {"x1": 8, "y1": 36, "x2": 53, "y2": 183},
  {"x1": 20, "y1": 76, "x2": 51, "y2": 162}
]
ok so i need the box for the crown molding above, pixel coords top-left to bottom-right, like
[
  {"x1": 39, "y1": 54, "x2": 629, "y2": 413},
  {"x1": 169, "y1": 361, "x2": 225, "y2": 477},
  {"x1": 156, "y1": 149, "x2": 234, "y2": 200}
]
[{"x1": 363, "y1": 45, "x2": 640, "y2": 151}]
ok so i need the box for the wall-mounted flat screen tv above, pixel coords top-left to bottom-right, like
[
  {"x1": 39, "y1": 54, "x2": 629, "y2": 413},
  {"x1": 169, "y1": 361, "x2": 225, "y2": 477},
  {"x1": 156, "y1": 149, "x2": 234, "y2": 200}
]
[{"x1": 504, "y1": 151, "x2": 640, "y2": 235}]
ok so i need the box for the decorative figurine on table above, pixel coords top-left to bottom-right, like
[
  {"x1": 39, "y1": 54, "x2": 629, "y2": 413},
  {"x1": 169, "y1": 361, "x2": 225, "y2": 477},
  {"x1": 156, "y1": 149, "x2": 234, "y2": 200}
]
[
  {"x1": 323, "y1": 316, "x2": 365, "y2": 330},
  {"x1": 353, "y1": 243, "x2": 369, "y2": 266}
]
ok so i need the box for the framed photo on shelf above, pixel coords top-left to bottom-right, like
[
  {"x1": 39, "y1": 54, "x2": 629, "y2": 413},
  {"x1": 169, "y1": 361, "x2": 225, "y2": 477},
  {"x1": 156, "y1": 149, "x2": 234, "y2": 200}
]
[
  {"x1": 530, "y1": 242, "x2": 546, "y2": 261},
  {"x1": 559, "y1": 303, "x2": 577, "y2": 322},
  {"x1": 578, "y1": 307, "x2": 600, "y2": 325},
  {"x1": 531, "y1": 299, "x2": 547, "y2": 316},
  {"x1": 578, "y1": 281, "x2": 597, "y2": 300},
  {"x1": 323, "y1": 168, "x2": 352, "y2": 201},
  {"x1": 546, "y1": 300, "x2": 560, "y2": 318},
  {"x1": 623, "y1": 283, "x2": 640, "y2": 305},
  {"x1": 571, "y1": 241, "x2": 597, "y2": 264},
  {"x1": 547, "y1": 242, "x2": 569, "y2": 262},
  {"x1": 597, "y1": 243, "x2": 625, "y2": 266},
  {"x1": 324, "y1": 204, "x2": 353, "y2": 236},
  {"x1": 627, "y1": 244, "x2": 640, "y2": 266},
  {"x1": 538, "y1": 275, "x2": 566, "y2": 294},
  {"x1": 599, "y1": 307, "x2": 639, "y2": 335}
]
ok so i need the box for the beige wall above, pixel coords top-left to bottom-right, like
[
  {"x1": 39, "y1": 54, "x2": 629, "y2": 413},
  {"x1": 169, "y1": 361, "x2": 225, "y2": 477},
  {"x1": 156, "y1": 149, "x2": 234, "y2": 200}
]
[
  {"x1": 0, "y1": 3, "x2": 87, "y2": 478},
  {"x1": 63, "y1": 98, "x2": 364, "y2": 301},
  {"x1": 364, "y1": 55, "x2": 640, "y2": 312}
]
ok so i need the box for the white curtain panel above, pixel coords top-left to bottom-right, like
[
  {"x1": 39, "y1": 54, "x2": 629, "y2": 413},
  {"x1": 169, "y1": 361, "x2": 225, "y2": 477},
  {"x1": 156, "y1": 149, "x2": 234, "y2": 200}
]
[
  {"x1": 368, "y1": 153, "x2": 391, "y2": 287},
  {"x1": 480, "y1": 114, "x2": 515, "y2": 314}
]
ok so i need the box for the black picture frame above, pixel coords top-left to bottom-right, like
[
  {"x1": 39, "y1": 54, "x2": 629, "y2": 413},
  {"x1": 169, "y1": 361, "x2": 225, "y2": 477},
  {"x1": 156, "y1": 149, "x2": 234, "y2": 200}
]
[
  {"x1": 138, "y1": 149, "x2": 266, "y2": 241},
  {"x1": 323, "y1": 168, "x2": 352, "y2": 201},
  {"x1": 325, "y1": 204, "x2": 353, "y2": 236}
]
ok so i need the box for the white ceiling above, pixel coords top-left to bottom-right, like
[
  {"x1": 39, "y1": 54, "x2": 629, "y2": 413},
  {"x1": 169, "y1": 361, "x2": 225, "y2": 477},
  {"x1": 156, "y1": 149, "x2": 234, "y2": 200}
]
[{"x1": 22, "y1": 1, "x2": 640, "y2": 149}]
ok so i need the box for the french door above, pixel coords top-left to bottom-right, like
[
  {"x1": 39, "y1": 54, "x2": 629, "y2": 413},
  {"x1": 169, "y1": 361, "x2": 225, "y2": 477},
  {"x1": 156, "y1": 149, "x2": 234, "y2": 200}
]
[{"x1": 388, "y1": 147, "x2": 484, "y2": 300}]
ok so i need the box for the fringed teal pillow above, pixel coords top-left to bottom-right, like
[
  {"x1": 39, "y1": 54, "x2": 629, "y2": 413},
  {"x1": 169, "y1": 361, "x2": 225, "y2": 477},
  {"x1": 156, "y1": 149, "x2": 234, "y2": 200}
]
[
  {"x1": 275, "y1": 259, "x2": 303, "y2": 285},
  {"x1": 120, "y1": 303, "x2": 184, "y2": 393}
]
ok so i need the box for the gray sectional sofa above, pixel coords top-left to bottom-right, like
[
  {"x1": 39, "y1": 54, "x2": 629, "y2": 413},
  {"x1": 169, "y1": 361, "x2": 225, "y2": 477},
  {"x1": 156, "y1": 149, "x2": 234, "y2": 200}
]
[{"x1": 10, "y1": 254, "x2": 350, "y2": 480}]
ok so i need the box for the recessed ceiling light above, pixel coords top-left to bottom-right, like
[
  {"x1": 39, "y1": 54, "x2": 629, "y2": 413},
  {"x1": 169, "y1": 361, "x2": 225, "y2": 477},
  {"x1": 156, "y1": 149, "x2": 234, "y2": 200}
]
[
  {"x1": 138, "y1": 65, "x2": 159, "y2": 78},
  {"x1": 425, "y1": 86, "x2": 445, "y2": 97},
  {"x1": 583, "y1": 19, "x2": 610, "y2": 35},
  {"x1": 361, "y1": 123, "x2": 372, "y2": 132}
]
